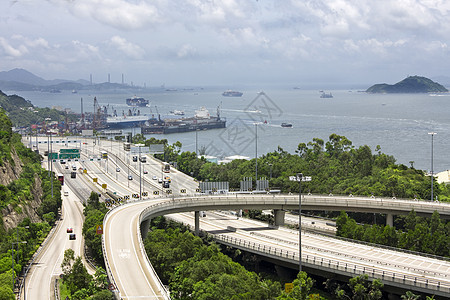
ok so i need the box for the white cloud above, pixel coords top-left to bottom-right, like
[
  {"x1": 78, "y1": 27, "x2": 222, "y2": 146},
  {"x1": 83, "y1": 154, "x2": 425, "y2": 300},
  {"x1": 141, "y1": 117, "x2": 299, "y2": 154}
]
[
  {"x1": 3, "y1": 0, "x2": 450, "y2": 84},
  {"x1": 177, "y1": 44, "x2": 197, "y2": 59},
  {"x1": 50, "y1": 0, "x2": 161, "y2": 30},
  {"x1": 11, "y1": 35, "x2": 49, "y2": 49},
  {"x1": 110, "y1": 36, "x2": 145, "y2": 59},
  {"x1": 0, "y1": 37, "x2": 28, "y2": 57}
]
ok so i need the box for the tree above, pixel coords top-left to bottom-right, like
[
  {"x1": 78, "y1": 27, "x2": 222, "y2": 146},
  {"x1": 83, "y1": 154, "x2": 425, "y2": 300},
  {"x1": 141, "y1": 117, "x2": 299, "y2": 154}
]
[
  {"x1": 276, "y1": 271, "x2": 314, "y2": 300},
  {"x1": 91, "y1": 290, "x2": 114, "y2": 300},
  {"x1": 401, "y1": 291, "x2": 420, "y2": 300},
  {"x1": 335, "y1": 274, "x2": 383, "y2": 300},
  {"x1": 61, "y1": 248, "x2": 75, "y2": 277},
  {"x1": 0, "y1": 286, "x2": 14, "y2": 300}
]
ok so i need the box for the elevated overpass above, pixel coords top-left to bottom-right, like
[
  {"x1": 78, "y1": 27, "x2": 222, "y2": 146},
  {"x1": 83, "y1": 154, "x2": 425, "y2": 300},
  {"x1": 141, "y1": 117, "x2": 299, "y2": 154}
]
[{"x1": 103, "y1": 194, "x2": 450, "y2": 299}]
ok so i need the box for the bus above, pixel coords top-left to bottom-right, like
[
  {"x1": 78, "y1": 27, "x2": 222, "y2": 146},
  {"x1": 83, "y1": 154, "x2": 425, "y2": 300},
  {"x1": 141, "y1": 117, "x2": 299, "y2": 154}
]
[
  {"x1": 57, "y1": 173, "x2": 64, "y2": 185},
  {"x1": 124, "y1": 142, "x2": 131, "y2": 151},
  {"x1": 162, "y1": 163, "x2": 170, "y2": 173},
  {"x1": 101, "y1": 151, "x2": 108, "y2": 159}
]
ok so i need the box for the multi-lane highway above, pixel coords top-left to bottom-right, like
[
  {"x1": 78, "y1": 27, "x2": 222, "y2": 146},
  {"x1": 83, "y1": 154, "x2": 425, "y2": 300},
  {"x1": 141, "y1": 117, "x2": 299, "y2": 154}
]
[
  {"x1": 21, "y1": 160, "x2": 96, "y2": 299},
  {"x1": 23, "y1": 136, "x2": 450, "y2": 299}
]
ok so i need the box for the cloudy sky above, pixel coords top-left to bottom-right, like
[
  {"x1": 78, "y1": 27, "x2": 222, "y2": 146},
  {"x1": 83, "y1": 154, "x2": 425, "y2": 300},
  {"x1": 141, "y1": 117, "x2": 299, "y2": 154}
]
[{"x1": 1, "y1": 0, "x2": 450, "y2": 87}]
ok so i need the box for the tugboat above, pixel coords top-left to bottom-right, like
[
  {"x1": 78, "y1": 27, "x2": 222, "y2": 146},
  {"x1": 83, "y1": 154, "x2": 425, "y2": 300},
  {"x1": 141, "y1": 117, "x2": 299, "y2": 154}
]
[
  {"x1": 126, "y1": 95, "x2": 149, "y2": 107},
  {"x1": 281, "y1": 123, "x2": 292, "y2": 128}
]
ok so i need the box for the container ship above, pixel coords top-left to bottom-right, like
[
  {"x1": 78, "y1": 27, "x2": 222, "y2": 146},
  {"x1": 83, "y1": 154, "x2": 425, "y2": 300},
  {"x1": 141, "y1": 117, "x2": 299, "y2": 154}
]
[
  {"x1": 222, "y1": 90, "x2": 243, "y2": 97},
  {"x1": 126, "y1": 95, "x2": 149, "y2": 107},
  {"x1": 142, "y1": 106, "x2": 226, "y2": 134}
]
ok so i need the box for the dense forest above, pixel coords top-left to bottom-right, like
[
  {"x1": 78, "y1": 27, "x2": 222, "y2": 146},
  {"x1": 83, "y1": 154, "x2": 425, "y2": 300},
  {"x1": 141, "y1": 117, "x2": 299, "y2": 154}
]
[
  {"x1": 132, "y1": 133, "x2": 449, "y2": 201},
  {"x1": 336, "y1": 210, "x2": 450, "y2": 258}
]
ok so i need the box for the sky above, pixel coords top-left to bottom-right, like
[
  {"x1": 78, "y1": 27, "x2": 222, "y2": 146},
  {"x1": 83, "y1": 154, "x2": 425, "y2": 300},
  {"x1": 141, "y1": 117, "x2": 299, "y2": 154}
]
[{"x1": 1, "y1": 0, "x2": 450, "y2": 87}]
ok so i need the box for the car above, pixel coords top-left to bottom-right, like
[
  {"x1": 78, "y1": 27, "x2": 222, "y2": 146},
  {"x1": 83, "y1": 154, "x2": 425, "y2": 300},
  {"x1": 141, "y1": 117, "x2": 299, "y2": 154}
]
[
  {"x1": 65, "y1": 165, "x2": 69, "y2": 169},
  {"x1": 128, "y1": 175, "x2": 133, "y2": 180},
  {"x1": 158, "y1": 178, "x2": 163, "y2": 183},
  {"x1": 69, "y1": 233, "x2": 76, "y2": 240},
  {"x1": 152, "y1": 175, "x2": 157, "y2": 180},
  {"x1": 64, "y1": 191, "x2": 69, "y2": 196},
  {"x1": 60, "y1": 160, "x2": 66, "y2": 164},
  {"x1": 143, "y1": 170, "x2": 148, "y2": 174},
  {"x1": 67, "y1": 227, "x2": 73, "y2": 233},
  {"x1": 116, "y1": 167, "x2": 120, "y2": 172}
]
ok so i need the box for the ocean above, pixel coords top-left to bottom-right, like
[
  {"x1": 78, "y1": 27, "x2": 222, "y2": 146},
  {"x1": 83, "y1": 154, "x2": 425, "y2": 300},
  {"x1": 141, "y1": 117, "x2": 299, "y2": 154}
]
[{"x1": 7, "y1": 87, "x2": 450, "y2": 173}]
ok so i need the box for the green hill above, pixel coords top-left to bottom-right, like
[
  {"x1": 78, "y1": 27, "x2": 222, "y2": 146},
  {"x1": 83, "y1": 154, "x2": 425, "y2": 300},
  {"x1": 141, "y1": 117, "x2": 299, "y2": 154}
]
[
  {"x1": 0, "y1": 90, "x2": 77, "y2": 127},
  {"x1": 366, "y1": 76, "x2": 448, "y2": 93}
]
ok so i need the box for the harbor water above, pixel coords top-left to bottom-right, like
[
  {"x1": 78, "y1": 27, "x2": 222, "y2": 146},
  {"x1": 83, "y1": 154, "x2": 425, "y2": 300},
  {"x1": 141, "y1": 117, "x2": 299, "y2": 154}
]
[{"x1": 7, "y1": 87, "x2": 450, "y2": 173}]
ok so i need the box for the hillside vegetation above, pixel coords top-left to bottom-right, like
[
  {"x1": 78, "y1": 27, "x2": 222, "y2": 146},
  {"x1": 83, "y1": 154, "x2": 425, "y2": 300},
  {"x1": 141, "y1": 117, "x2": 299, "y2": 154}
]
[
  {"x1": 0, "y1": 90, "x2": 76, "y2": 127},
  {"x1": 0, "y1": 108, "x2": 61, "y2": 297},
  {"x1": 366, "y1": 76, "x2": 448, "y2": 93}
]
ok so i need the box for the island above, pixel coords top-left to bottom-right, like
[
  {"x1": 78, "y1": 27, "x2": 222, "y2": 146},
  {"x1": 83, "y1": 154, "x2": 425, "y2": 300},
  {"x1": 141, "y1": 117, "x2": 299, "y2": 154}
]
[{"x1": 366, "y1": 76, "x2": 448, "y2": 93}]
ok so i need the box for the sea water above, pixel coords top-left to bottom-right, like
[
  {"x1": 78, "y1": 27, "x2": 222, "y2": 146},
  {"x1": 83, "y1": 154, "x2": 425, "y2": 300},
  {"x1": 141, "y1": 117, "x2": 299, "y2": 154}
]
[{"x1": 6, "y1": 87, "x2": 450, "y2": 173}]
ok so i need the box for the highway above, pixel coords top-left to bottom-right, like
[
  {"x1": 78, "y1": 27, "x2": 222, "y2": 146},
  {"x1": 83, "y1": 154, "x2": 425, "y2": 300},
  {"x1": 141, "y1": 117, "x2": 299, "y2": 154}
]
[
  {"x1": 23, "y1": 136, "x2": 450, "y2": 299},
  {"x1": 21, "y1": 160, "x2": 96, "y2": 300}
]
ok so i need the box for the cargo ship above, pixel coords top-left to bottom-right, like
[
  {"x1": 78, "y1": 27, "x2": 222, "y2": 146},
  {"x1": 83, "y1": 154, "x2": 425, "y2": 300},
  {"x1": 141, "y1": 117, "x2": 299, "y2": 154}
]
[
  {"x1": 222, "y1": 90, "x2": 243, "y2": 97},
  {"x1": 142, "y1": 106, "x2": 226, "y2": 134},
  {"x1": 105, "y1": 115, "x2": 150, "y2": 129},
  {"x1": 126, "y1": 95, "x2": 149, "y2": 107}
]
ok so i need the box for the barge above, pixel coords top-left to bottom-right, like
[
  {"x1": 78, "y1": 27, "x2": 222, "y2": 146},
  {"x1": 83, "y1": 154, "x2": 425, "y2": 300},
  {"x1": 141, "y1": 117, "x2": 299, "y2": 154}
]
[{"x1": 142, "y1": 107, "x2": 226, "y2": 134}]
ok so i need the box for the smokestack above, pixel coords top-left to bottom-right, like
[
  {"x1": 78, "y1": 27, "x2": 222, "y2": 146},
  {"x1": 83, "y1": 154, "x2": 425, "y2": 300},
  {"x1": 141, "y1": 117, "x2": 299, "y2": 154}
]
[
  {"x1": 122, "y1": 73, "x2": 124, "y2": 85},
  {"x1": 90, "y1": 74, "x2": 92, "y2": 85},
  {"x1": 108, "y1": 73, "x2": 110, "y2": 83}
]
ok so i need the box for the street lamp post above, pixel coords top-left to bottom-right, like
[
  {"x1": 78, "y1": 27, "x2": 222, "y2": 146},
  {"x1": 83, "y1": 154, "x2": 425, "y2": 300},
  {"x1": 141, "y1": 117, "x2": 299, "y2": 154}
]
[
  {"x1": 195, "y1": 129, "x2": 198, "y2": 155},
  {"x1": 136, "y1": 144, "x2": 145, "y2": 200},
  {"x1": 255, "y1": 123, "x2": 258, "y2": 190},
  {"x1": 12, "y1": 226, "x2": 28, "y2": 294},
  {"x1": 289, "y1": 173, "x2": 311, "y2": 274},
  {"x1": 50, "y1": 132, "x2": 53, "y2": 198},
  {"x1": 428, "y1": 132, "x2": 437, "y2": 201}
]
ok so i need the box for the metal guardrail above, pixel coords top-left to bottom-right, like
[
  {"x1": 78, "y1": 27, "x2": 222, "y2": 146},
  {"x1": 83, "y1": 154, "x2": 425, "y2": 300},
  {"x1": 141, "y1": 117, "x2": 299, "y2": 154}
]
[
  {"x1": 137, "y1": 219, "x2": 170, "y2": 299},
  {"x1": 101, "y1": 208, "x2": 122, "y2": 300},
  {"x1": 212, "y1": 234, "x2": 450, "y2": 296},
  {"x1": 17, "y1": 208, "x2": 64, "y2": 300}
]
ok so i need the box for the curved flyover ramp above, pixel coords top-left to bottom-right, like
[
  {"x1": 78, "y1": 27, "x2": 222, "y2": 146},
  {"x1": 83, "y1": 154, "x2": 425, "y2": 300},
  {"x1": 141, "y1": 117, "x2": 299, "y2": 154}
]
[{"x1": 103, "y1": 194, "x2": 450, "y2": 299}]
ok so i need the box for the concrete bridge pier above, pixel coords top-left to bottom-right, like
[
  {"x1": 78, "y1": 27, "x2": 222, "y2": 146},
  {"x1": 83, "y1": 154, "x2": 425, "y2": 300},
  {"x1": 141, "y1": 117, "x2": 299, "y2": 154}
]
[
  {"x1": 274, "y1": 209, "x2": 286, "y2": 226},
  {"x1": 386, "y1": 213, "x2": 394, "y2": 227},
  {"x1": 195, "y1": 211, "x2": 200, "y2": 236},
  {"x1": 140, "y1": 219, "x2": 150, "y2": 239}
]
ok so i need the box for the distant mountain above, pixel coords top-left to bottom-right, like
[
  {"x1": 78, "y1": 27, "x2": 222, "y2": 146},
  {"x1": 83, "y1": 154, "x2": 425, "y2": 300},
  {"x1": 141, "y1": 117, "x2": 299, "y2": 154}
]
[
  {"x1": 366, "y1": 76, "x2": 448, "y2": 93},
  {"x1": 0, "y1": 68, "x2": 134, "y2": 92},
  {"x1": 0, "y1": 68, "x2": 50, "y2": 86}
]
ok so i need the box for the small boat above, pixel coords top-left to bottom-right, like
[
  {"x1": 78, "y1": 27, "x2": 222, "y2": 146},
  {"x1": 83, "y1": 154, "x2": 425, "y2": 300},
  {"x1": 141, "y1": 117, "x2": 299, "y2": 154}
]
[
  {"x1": 222, "y1": 90, "x2": 243, "y2": 97},
  {"x1": 170, "y1": 110, "x2": 185, "y2": 116},
  {"x1": 320, "y1": 92, "x2": 333, "y2": 98},
  {"x1": 281, "y1": 123, "x2": 292, "y2": 128}
]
